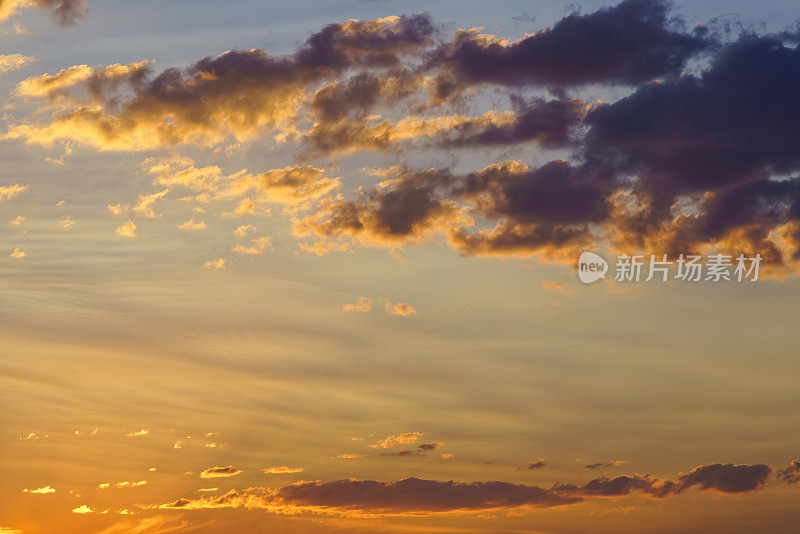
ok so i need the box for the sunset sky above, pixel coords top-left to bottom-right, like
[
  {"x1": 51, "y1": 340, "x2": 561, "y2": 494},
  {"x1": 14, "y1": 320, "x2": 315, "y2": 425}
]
[{"x1": 2, "y1": 1, "x2": 800, "y2": 533}]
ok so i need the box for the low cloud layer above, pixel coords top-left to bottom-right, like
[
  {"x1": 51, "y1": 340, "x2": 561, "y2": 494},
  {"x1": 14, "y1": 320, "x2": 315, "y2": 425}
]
[{"x1": 153, "y1": 461, "x2": 780, "y2": 517}]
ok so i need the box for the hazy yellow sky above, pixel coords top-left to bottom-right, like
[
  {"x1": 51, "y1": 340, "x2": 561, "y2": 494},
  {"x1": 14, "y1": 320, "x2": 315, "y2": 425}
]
[{"x1": 2, "y1": 1, "x2": 800, "y2": 533}]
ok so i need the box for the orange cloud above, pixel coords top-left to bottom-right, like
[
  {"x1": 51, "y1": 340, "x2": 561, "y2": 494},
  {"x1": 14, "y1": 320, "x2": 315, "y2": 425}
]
[
  {"x1": 115, "y1": 220, "x2": 137, "y2": 238},
  {"x1": 233, "y1": 224, "x2": 257, "y2": 238},
  {"x1": 339, "y1": 297, "x2": 373, "y2": 312},
  {"x1": 177, "y1": 219, "x2": 207, "y2": 230},
  {"x1": 0, "y1": 53, "x2": 35, "y2": 74},
  {"x1": 199, "y1": 466, "x2": 242, "y2": 479},
  {"x1": 333, "y1": 453, "x2": 369, "y2": 460},
  {"x1": 6, "y1": 15, "x2": 434, "y2": 150},
  {"x1": 115, "y1": 480, "x2": 148, "y2": 488},
  {"x1": 23, "y1": 486, "x2": 55, "y2": 494},
  {"x1": 262, "y1": 466, "x2": 305, "y2": 474},
  {"x1": 370, "y1": 432, "x2": 423, "y2": 449},
  {"x1": 0, "y1": 184, "x2": 28, "y2": 201},
  {"x1": 202, "y1": 258, "x2": 231, "y2": 270},
  {"x1": 57, "y1": 215, "x2": 75, "y2": 229},
  {"x1": 231, "y1": 236, "x2": 272, "y2": 255},
  {"x1": 542, "y1": 280, "x2": 566, "y2": 292},
  {"x1": 71, "y1": 505, "x2": 94, "y2": 514},
  {"x1": 385, "y1": 302, "x2": 416, "y2": 316}
]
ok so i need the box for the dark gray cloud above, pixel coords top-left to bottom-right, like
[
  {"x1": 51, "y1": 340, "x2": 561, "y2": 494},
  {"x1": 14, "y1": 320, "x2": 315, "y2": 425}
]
[
  {"x1": 555, "y1": 463, "x2": 771, "y2": 497},
  {"x1": 1, "y1": 0, "x2": 88, "y2": 25},
  {"x1": 777, "y1": 460, "x2": 800, "y2": 484},
  {"x1": 586, "y1": 33, "x2": 800, "y2": 193},
  {"x1": 525, "y1": 460, "x2": 546, "y2": 470},
  {"x1": 35, "y1": 0, "x2": 86, "y2": 25},
  {"x1": 158, "y1": 461, "x2": 781, "y2": 516},
  {"x1": 431, "y1": 0, "x2": 709, "y2": 88},
  {"x1": 584, "y1": 460, "x2": 626, "y2": 470}
]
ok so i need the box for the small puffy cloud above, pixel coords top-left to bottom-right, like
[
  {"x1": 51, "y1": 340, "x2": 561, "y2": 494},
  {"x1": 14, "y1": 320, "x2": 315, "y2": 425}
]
[
  {"x1": 202, "y1": 258, "x2": 231, "y2": 270},
  {"x1": 9, "y1": 248, "x2": 25, "y2": 258},
  {"x1": 125, "y1": 428, "x2": 149, "y2": 437},
  {"x1": 333, "y1": 453, "x2": 369, "y2": 460},
  {"x1": 9, "y1": 216, "x2": 25, "y2": 225},
  {"x1": 233, "y1": 225, "x2": 257, "y2": 238},
  {"x1": 98, "y1": 483, "x2": 110, "y2": 489},
  {"x1": 261, "y1": 466, "x2": 305, "y2": 474},
  {"x1": 115, "y1": 220, "x2": 137, "y2": 238},
  {"x1": 386, "y1": 301, "x2": 416, "y2": 316},
  {"x1": 339, "y1": 296, "x2": 373, "y2": 312},
  {"x1": 199, "y1": 466, "x2": 242, "y2": 479},
  {"x1": 134, "y1": 190, "x2": 169, "y2": 218},
  {"x1": 525, "y1": 459, "x2": 546, "y2": 470},
  {"x1": 173, "y1": 440, "x2": 184, "y2": 449},
  {"x1": 440, "y1": 453, "x2": 455, "y2": 460},
  {"x1": 370, "y1": 432, "x2": 423, "y2": 449},
  {"x1": 418, "y1": 442, "x2": 443, "y2": 451},
  {"x1": 0, "y1": 184, "x2": 28, "y2": 201},
  {"x1": 231, "y1": 236, "x2": 272, "y2": 255},
  {"x1": 177, "y1": 219, "x2": 207, "y2": 230},
  {"x1": 109, "y1": 189, "x2": 169, "y2": 219},
  {"x1": 57, "y1": 215, "x2": 75, "y2": 229},
  {"x1": 72, "y1": 505, "x2": 94, "y2": 514}
]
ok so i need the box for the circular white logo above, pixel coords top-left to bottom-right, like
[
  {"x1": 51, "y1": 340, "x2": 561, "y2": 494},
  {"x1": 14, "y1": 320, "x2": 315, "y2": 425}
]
[{"x1": 578, "y1": 251, "x2": 608, "y2": 284}]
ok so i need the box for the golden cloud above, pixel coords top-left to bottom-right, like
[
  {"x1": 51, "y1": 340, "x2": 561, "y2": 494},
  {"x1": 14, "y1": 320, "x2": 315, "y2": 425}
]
[
  {"x1": 199, "y1": 466, "x2": 242, "y2": 479},
  {"x1": 261, "y1": 466, "x2": 305, "y2": 474}
]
